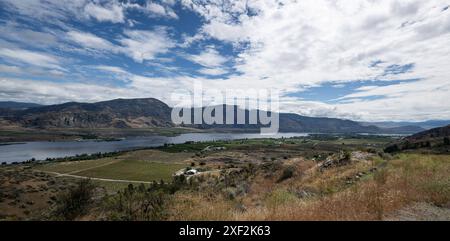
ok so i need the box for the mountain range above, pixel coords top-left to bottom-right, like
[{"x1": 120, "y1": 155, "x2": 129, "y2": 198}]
[
  {"x1": 360, "y1": 120, "x2": 450, "y2": 130},
  {"x1": 0, "y1": 99, "x2": 173, "y2": 129},
  {"x1": 0, "y1": 98, "x2": 434, "y2": 134},
  {"x1": 0, "y1": 101, "x2": 43, "y2": 110}
]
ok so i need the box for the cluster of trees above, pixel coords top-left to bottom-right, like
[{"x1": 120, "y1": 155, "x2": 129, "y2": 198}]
[{"x1": 44, "y1": 151, "x2": 123, "y2": 163}]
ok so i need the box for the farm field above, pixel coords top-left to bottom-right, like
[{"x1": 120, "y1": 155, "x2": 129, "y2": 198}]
[
  {"x1": 33, "y1": 150, "x2": 192, "y2": 183},
  {"x1": 74, "y1": 160, "x2": 186, "y2": 182}
]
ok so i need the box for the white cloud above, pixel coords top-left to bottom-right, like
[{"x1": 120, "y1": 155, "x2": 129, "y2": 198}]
[
  {"x1": 0, "y1": 0, "x2": 87, "y2": 24},
  {"x1": 124, "y1": 1, "x2": 178, "y2": 19},
  {"x1": 0, "y1": 48, "x2": 64, "y2": 71},
  {"x1": 119, "y1": 28, "x2": 176, "y2": 63},
  {"x1": 93, "y1": 65, "x2": 128, "y2": 74},
  {"x1": 164, "y1": 0, "x2": 177, "y2": 7},
  {"x1": 0, "y1": 23, "x2": 59, "y2": 49},
  {"x1": 147, "y1": 2, "x2": 178, "y2": 19},
  {"x1": 67, "y1": 30, "x2": 117, "y2": 51},
  {"x1": 0, "y1": 0, "x2": 179, "y2": 25},
  {"x1": 198, "y1": 67, "x2": 228, "y2": 76},
  {"x1": 0, "y1": 77, "x2": 130, "y2": 104},
  {"x1": 66, "y1": 28, "x2": 177, "y2": 63},
  {"x1": 84, "y1": 1, "x2": 125, "y2": 23},
  {"x1": 0, "y1": 64, "x2": 21, "y2": 74},
  {"x1": 181, "y1": 0, "x2": 450, "y2": 121},
  {"x1": 186, "y1": 47, "x2": 228, "y2": 68},
  {"x1": 0, "y1": 64, "x2": 66, "y2": 78},
  {"x1": 1, "y1": 0, "x2": 129, "y2": 24},
  {"x1": 0, "y1": 75, "x2": 193, "y2": 106}
]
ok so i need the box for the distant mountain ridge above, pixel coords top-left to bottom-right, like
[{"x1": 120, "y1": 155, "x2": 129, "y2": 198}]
[
  {"x1": 3, "y1": 98, "x2": 173, "y2": 128},
  {"x1": 0, "y1": 101, "x2": 43, "y2": 110},
  {"x1": 385, "y1": 125, "x2": 450, "y2": 153},
  {"x1": 407, "y1": 124, "x2": 450, "y2": 141},
  {"x1": 0, "y1": 98, "x2": 427, "y2": 134},
  {"x1": 278, "y1": 113, "x2": 380, "y2": 133},
  {"x1": 179, "y1": 105, "x2": 381, "y2": 133},
  {"x1": 360, "y1": 120, "x2": 450, "y2": 130}
]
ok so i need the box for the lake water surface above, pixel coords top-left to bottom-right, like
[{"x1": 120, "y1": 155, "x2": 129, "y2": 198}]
[{"x1": 0, "y1": 132, "x2": 309, "y2": 164}]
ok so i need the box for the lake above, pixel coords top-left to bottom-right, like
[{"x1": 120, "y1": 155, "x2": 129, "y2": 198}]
[{"x1": 0, "y1": 132, "x2": 309, "y2": 164}]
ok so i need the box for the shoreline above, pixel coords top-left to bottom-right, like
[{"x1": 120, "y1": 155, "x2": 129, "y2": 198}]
[{"x1": 0, "y1": 133, "x2": 401, "y2": 165}]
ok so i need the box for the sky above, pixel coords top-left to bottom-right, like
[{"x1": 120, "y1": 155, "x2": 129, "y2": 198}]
[{"x1": 0, "y1": 0, "x2": 450, "y2": 122}]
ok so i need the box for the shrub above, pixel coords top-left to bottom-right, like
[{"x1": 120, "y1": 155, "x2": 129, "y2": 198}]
[
  {"x1": 261, "y1": 161, "x2": 283, "y2": 173},
  {"x1": 105, "y1": 184, "x2": 169, "y2": 221},
  {"x1": 384, "y1": 144, "x2": 399, "y2": 153},
  {"x1": 277, "y1": 166, "x2": 295, "y2": 183},
  {"x1": 266, "y1": 189, "x2": 298, "y2": 208},
  {"x1": 223, "y1": 187, "x2": 237, "y2": 200},
  {"x1": 343, "y1": 150, "x2": 351, "y2": 161},
  {"x1": 53, "y1": 179, "x2": 96, "y2": 220},
  {"x1": 444, "y1": 137, "x2": 450, "y2": 146}
]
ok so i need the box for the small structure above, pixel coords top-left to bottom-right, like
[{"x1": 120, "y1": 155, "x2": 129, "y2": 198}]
[
  {"x1": 185, "y1": 169, "x2": 198, "y2": 175},
  {"x1": 202, "y1": 146, "x2": 226, "y2": 152}
]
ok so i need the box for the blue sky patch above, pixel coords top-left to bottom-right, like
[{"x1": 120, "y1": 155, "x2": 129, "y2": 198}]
[{"x1": 287, "y1": 79, "x2": 420, "y2": 103}]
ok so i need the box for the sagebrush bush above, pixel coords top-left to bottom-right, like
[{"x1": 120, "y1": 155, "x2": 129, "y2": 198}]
[
  {"x1": 53, "y1": 179, "x2": 96, "y2": 220},
  {"x1": 277, "y1": 166, "x2": 295, "y2": 183},
  {"x1": 104, "y1": 183, "x2": 169, "y2": 221}
]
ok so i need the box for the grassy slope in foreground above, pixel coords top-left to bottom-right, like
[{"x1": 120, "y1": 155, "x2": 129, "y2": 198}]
[{"x1": 169, "y1": 153, "x2": 449, "y2": 220}]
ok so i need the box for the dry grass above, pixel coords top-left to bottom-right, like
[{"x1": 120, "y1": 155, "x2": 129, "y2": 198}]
[
  {"x1": 167, "y1": 153, "x2": 449, "y2": 220},
  {"x1": 167, "y1": 191, "x2": 236, "y2": 221}
]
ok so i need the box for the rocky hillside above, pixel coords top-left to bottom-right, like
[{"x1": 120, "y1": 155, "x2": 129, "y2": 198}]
[
  {"x1": 180, "y1": 105, "x2": 381, "y2": 133},
  {"x1": 407, "y1": 125, "x2": 450, "y2": 140},
  {"x1": 3, "y1": 98, "x2": 173, "y2": 128},
  {"x1": 279, "y1": 113, "x2": 380, "y2": 133},
  {"x1": 385, "y1": 125, "x2": 450, "y2": 153},
  {"x1": 0, "y1": 98, "x2": 421, "y2": 134}
]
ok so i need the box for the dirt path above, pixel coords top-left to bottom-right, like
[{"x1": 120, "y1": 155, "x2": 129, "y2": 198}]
[
  {"x1": 41, "y1": 170, "x2": 155, "y2": 184},
  {"x1": 385, "y1": 202, "x2": 450, "y2": 221},
  {"x1": 65, "y1": 160, "x2": 120, "y2": 175}
]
